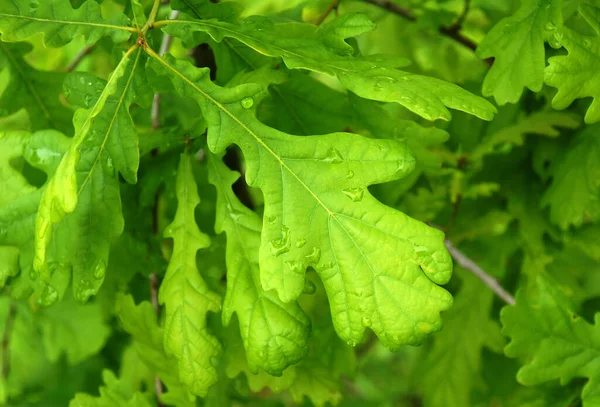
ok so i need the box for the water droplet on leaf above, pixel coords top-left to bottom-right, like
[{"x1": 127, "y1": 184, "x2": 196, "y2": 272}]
[
  {"x1": 342, "y1": 187, "x2": 364, "y2": 202},
  {"x1": 346, "y1": 170, "x2": 354, "y2": 179},
  {"x1": 285, "y1": 260, "x2": 304, "y2": 274},
  {"x1": 266, "y1": 215, "x2": 277, "y2": 224},
  {"x1": 304, "y1": 247, "x2": 321, "y2": 264},
  {"x1": 544, "y1": 22, "x2": 556, "y2": 31},
  {"x1": 84, "y1": 94, "x2": 93, "y2": 107},
  {"x1": 323, "y1": 148, "x2": 343, "y2": 164},
  {"x1": 362, "y1": 316, "x2": 372, "y2": 327},
  {"x1": 270, "y1": 225, "x2": 291, "y2": 256},
  {"x1": 38, "y1": 284, "x2": 58, "y2": 307},
  {"x1": 93, "y1": 260, "x2": 106, "y2": 280},
  {"x1": 295, "y1": 238, "x2": 306, "y2": 248},
  {"x1": 241, "y1": 97, "x2": 254, "y2": 109}
]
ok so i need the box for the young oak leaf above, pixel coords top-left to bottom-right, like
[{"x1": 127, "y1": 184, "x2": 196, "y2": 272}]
[
  {"x1": 0, "y1": 0, "x2": 133, "y2": 47},
  {"x1": 541, "y1": 123, "x2": 600, "y2": 230},
  {"x1": 545, "y1": 3, "x2": 600, "y2": 124},
  {"x1": 0, "y1": 131, "x2": 73, "y2": 301},
  {"x1": 147, "y1": 53, "x2": 453, "y2": 349},
  {"x1": 159, "y1": 153, "x2": 222, "y2": 396},
  {"x1": 477, "y1": 0, "x2": 562, "y2": 104},
  {"x1": 502, "y1": 274, "x2": 600, "y2": 407},
  {"x1": 206, "y1": 151, "x2": 310, "y2": 376},
  {"x1": 70, "y1": 370, "x2": 154, "y2": 407},
  {"x1": 159, "y1": 12, "x2": 496, "y2": 122},
  {"x1": 0, "y1": 40, "x2": 72, "y2": 135},
  {"x1": 34, "y1": 47, "x2": 144, "y2": 301},
  {"x1": 115, "y1": 294, "x2": 195, "y2": 406}
]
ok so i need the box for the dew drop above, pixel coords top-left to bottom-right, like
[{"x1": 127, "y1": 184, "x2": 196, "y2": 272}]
[
  {"x1": 270, "y1": 225, "x2": 291, "y2": 256},
  {"x1": 29, "y1": 0, "x2": 39, "y2": 12},
  {"x1": 93, "y1": 260, "x2": 106, "y2": 280},
  {"x1": 374, "y1": 82, "x2": 384, "y2": 91},
  {"x1": 362, "y1": 316, "x2": 372, "y2": 327},
  {"x1": 38, "y1": 284, "x2": 58, "y2": 307},
  {"x1": 323, "y1": 147, "x2": 343, "y2": 164},
  {"x1": 63, "y1": 88, "x2": 71, "y2": 98},
  {"x1": 29, "y1": 269, "x2": 37, "y2": 281},
  {"x1": 346, "y1": 170, "x2": 354, "y2": 179},
  {"x1": 544, "y1": 22, "x2": 556, "y2": 31},
  {"x1": 241, "y1": 97, "x2": 254, "y2": 109},
  {"x1": 285, "y1": 260, "x2": 304, "y2": 274},
  {"x1": 401, "y1": 76, "x2": 410, "y2": 82},
  {"x1": 346, "y1": 340, "x2": 357, "y2": 347},
  {"x1": 295, "y1": 238, "x2": 306, "y2": 248},
  {"x1": 304, "y1": 247, "x2": 321, "y2": 264},
  {"x1": 84, "y1": 94, "x2": 94, "y2": 107},
  {"x1": 79, "y1": 76, "x2": 85, "y2": 85},
  {"x1": 583, "y1": 38, "x2": 591, "y2": 48},
  {"x1": 266, "y1": 215, "x2": 277, "y2": 225},
  {"x1": 342, "y1": 187, "x2": 364, "y2": 202}
]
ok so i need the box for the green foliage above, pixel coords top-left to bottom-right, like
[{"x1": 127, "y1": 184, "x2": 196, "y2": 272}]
[{"x1": 0, "y1": 0, "x2": 599, "y2": 406}]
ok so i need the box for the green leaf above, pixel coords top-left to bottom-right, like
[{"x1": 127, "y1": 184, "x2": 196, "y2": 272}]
[
  {"x1": 419, "y1": 266, "x2": 505, "y2": 407},
  {"x1": 148, "y1": 54, "x2": 453, "y2": 349},
  {"x1": 0, "y1": 130, "x2": 71, "y2": 297},
  {"x1": 159, "y1": 153, "x2": 222, "y2": 397},
  {"x1": 39, "y1": 293, "x2": 111, "y2": 364},
  {"x1": 0, "y1": 0, "x2": 133, "y2": 47},
  {"x1": 207, "y1": 151, "x2": 310, "y2": 376},
  {"x1": 70, "y1": 370, "x2": 154, "y2": 407},
  {"x1": 477, "y1": 0, "x2": 562, "y2": 104},
  {"x1": 545, "y1": 3, "x2": 600, "y2": 124},
  {"x1": 115, "y1": 294, "x2": 195, "y2": 407},
  {"x1": 0, "y1": 40, "x2": 72, "y2": 134},
  {"x1": 541, "y1": 123, "x2": 600, "y2": 229},
  {"x1": 160, "y1": 12, "x2": 496, "y2": 121},
  {"x1": 34, "y1": 47, "x2": 145, "y2": 301},
  {"x1": 502, "y1": 274, "x2": 600, "y2": 407},
  {"x1": 470, "y1": 112, "x2": 580, "y2": 163}
]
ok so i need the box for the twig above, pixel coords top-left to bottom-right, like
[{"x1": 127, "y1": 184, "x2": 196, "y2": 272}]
[
  {"x1": 1, "y1": 303, "x2": 16, "y2": 380},
  {"x1": 362, "y1": 0, "x2": 480, "y2": 53},
  {"x1": 450, "y1": 0, "x2": 471, "y2": 31},
  {"x1": 444, "y1": 239, "x2": 516, "y2": 305},
  {"x1": 66, "y1": 45, "x2": 95, "y2": 72},
  {"x1": 151, "y1": 10, "x2": 180, "y2": 130},
  {"x1": 315, "y1": 0, "x2": 340, "y2": 25},
  {"x1": 149, "y1": 272, "x2": 161, "y2": 316}
]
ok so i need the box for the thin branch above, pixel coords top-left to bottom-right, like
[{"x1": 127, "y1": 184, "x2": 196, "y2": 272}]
[
  {"x1": 1, "y1": 303, "x2": 16, "y2": 380},
  {"x1": 362, "y1": 0, "x2": 480, "y2": 53},
  {"x1": 451, "y1": 0, "x2": 472, "y2": 31},
  {"x1": 315, "y1": 0, "x2": 340, "y2": 25},
  {"x1": 152, "y1": 10, "x2": 180, "y2": 130},
  {"x1": 444, "y1": 239, "x2": 516, "y2": 305},
  {"x1": 145, "y1": 0, "x2": 162, "y2": 31},
  {"x1": 149, "y1": 272, "x2": 161, "y2": 317},
  {"x1": 66, "y1": 45, "x2": 95, "y2": 72}
]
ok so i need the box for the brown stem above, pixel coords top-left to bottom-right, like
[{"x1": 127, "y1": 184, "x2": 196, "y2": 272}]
[
  {"x1": 151, "y1": 10, "x2": 180, "y2": 130},
  {"x1": 362, "y1": 0, "x2": 492, "y2": 65},
  {"x1": 315, "y1": 0, "x2": 340, "y2": 25},
  {"x1": 66, "y1": 45, "x2": 95, "y2": 72},
  {"x1": 1, "y1": 303, "x2": 16, "y2": 380},
  {"x1": 444, "y1": 239, "x2": 515, "y2": 305}
]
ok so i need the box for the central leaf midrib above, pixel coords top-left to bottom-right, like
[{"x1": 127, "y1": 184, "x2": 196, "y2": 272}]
[{"x1": 0, "y1": 12, "x2": 137, "y2": 32}]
